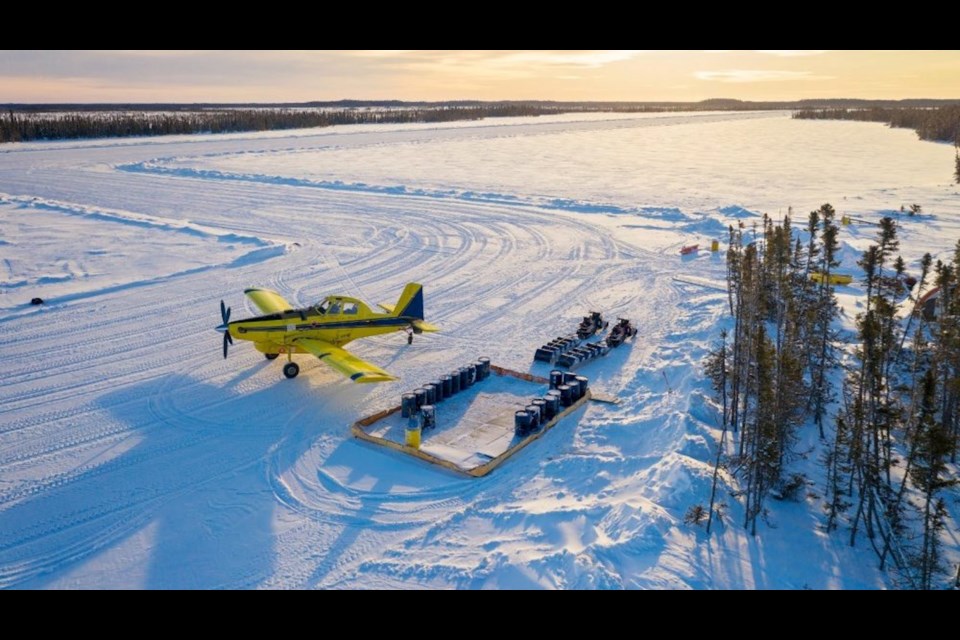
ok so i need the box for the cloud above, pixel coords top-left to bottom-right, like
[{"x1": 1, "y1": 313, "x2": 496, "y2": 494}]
[
  {"x1": 497, "y1": 50, "x2": 645, "y2": 68},
  {"x1": 694, "y1": 69, "x2": 831, "y2": 83},
  {"x1": 344, "y1": 50, "x2": 645, "y2": 70},
  {"x1": 754, "y1": 50, "x2": 829, "y2": 57}
]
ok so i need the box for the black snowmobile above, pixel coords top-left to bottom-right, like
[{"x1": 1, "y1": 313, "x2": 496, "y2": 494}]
[
  {"x1": 605, "y1": 318, "x2": 636, "y2": 348},
  {"x1": 577, "y1": 311, "x2": 608, "y2": 339}
]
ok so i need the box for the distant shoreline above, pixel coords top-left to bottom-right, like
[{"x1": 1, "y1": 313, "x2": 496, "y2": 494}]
[{"x1": 3, "y1": 99, "x2": 959, "y2": 145}]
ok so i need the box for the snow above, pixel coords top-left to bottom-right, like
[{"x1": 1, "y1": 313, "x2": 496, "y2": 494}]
[{"x1": 0, "y1": 111, "x2": 956, "y2": 589}]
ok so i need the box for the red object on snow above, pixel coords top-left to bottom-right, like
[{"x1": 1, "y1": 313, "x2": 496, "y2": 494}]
[{"x1": 680, "y1": 244, "x2": 699, "y2": 255}]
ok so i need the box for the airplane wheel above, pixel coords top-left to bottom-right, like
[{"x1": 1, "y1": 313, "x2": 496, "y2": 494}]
[
  {"x1": 408, "y1": 334, "x2": 413, "y2": 345},
  {"x1": 283, "y1": 362, "x2": 300, "y2": 379},
  {"x1": 265, "y1": 353, "x2": 279, "y2": 360}
]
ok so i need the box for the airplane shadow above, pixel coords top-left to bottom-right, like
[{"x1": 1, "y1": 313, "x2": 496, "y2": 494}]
[{"x1": 0, "y1": 372, "x2": 332, "y2": 589}]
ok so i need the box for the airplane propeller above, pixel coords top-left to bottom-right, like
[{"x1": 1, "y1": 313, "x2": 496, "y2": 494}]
[{"x1": 216, "y1": 300, "x2": 233, "y2": 359}]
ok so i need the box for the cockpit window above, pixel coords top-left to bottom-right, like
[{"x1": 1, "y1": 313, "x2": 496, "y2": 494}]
[
  {"x1": 342, "y1": 302, "x2": 358, "y2": 315},
  {"x1": 327, "y1": 302, "x2": 341, "y2": 315},
  {"x1": 315, "y1": 301, "x2": 329, "y2": 315}
]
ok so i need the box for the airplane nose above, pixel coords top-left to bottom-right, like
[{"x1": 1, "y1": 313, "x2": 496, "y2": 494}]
[{"x1": 215, "y1": 324, "x2": 228, "y2": 333}]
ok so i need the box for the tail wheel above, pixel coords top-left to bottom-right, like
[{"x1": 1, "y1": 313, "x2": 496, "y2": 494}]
[
  {"x1": 283, "y1": 362, "x2": 300, "y2": 379},
  {"x1": 265, "y1": 353, "x2": 279, "y2": 360}
]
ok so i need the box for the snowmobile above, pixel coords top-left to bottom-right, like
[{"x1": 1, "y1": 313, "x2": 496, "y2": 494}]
[
  {"x1": 605, "y1": 318, "x2": 636, "y2": 348},
  {"x1": 577, "y1": 311, "x2": 608, "y2": 339}
]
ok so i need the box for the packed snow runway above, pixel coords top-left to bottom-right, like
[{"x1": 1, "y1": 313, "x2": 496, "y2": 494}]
[{"x1": 1, "y1": 112, "x2": 956, "y2": 588}]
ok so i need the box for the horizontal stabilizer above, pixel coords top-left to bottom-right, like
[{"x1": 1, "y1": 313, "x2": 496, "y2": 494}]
[{"x1": 412, "y1": 320, "x2": 440, "y2": 333}]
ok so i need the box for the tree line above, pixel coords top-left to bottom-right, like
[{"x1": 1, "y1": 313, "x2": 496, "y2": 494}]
[
  {"x1": 5, "y1": 99, "x2": 958, "y2": 145},
  {"x1": 705, "y1": 207, "x2": 959, "y2": 589},
  {"x1": 793, "y1": 105, "x2": 960, "y2": 144},
  {"x1": 0, "y1": 105, "x2": 556, "y2": 143}
]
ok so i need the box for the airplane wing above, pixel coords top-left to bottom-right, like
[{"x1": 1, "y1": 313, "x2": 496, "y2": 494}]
[
  {"x1": 295, "y1": 338, "x2": 398, "y2": 384},
  {"x1": 244, "y1": 288, "x2": 294, "y2": 315}
]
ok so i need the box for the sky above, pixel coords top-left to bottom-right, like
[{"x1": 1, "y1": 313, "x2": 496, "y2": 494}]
[{"x1": 2, "y1": 50, "x2": 959, "y2": 103}]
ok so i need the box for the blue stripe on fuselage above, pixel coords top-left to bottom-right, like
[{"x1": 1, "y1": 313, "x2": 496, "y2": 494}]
[{"x1": 231, "y1": 315, "x2": 416, "y2": 333}]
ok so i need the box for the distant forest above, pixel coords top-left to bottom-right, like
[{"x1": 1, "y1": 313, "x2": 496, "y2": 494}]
[
  {"x1": 2, "y1": 98, "x2": 959, "y2": 144},
  {"x1": 0, "y1": 105, "x2": 554, "y2": 143},
  {"x1": 793, "y1": 105, "x2": 960, "y2": 144}
]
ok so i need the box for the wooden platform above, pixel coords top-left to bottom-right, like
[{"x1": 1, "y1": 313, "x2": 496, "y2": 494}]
[{"x1": 351, "y1": 365, "x2": 592, "y2": 477}]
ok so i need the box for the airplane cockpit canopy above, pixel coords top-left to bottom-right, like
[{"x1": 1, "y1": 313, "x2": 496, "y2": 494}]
[{"x1": 313, "y1": 297, "x2": 367, "y2": 316}]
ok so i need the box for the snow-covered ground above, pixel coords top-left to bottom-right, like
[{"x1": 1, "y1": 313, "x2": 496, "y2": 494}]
[{"x1": 0, "y1": 111, "x2": 956, "y2": 589}]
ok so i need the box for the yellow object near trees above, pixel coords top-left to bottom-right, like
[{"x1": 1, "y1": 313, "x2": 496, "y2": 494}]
[{"x1": 810, "y1": 272, "x2": 853, "y2": 285}]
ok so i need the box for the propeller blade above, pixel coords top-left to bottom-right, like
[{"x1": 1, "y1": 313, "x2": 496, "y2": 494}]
[
  {"x1": 226, "y1": 332, "x2": 233, "y2": 345},
  {"x1": 225, "y1": 306, "x2": 231, "y2": 324},
  {"x1": 223, "y1": 332, "x2": 230, "y2": 359},
  {"x1": 220, "y1": 300, "x2": 227, "y2": 323}
]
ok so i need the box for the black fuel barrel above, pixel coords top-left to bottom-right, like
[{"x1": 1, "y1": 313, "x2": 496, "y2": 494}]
[
  {"x1": 439, "y1": 376, "x2": 452, "y2": 400},
  {"x1": 515, "y1": 410, "x2": 532, "y2": 437},
  {"x1": 401, "y1": 393, "x2": 417, "y2": 418},
  {"x1": 449, "y1": 371, "x2": 461, "y2": 394},
  {"x1": 558, "y1": 384, "x2": 574, "y2": 407},
  {"x1": 424, "y1": 383, "x2": 438, "y2": 405},
  {"x1": 550, "y1": 370, "x2": 564, "y2": 390},
  {"x1": 575, "y1": 375, "x2": 589, "y2": 399},
  {"x1": 477, "y1": 357, "x2": 491, "y2": 379},
  {"x1": 414, "y1": 388, "x2": 428, "y2": 409},
  {"x1": 531, "y1": 399, "x2": 547, "y2": 423},
  {"x1": 525, "y1": 404, "x2": 541, "y2": 430},
  {"x1": 542, "y1": 395, "x2": 559, "y2": 420},
  {"x1": 420, "y1": 405, "x2": 436, "y2": 431}
]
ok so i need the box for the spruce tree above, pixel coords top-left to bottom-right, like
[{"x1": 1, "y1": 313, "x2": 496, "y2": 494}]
[
  {"x1": 810, "y1": 205, "x2": 841, "y2": 437},
  {"x1": 955, "y1": 145, "x2": 960, "y2": 185},
  {"x1": 909, "y1": 370, "x2": 955, "y2": 589},
  {"x1": 705, "y1": 330, "x2": 730, "y2": 535}
]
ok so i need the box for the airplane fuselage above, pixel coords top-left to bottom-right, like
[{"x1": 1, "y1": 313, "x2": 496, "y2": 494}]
[{"x1": 228, "y1": 308, "x2": 415, "y2": 354}]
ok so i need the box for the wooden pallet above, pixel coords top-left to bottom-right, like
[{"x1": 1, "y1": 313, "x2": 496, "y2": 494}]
[{"x1": 351, "y1": 365, "x2": 592, "y2": 477}]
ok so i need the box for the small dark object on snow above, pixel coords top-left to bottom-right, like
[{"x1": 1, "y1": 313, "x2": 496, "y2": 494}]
[{"x1": 31, "y1": 297, "x2": 44, "y2": 306}]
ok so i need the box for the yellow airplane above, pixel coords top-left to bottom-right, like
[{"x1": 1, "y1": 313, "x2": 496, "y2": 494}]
[{"x1": 216, "y1": 282, "x2": 438, "y2": 382}]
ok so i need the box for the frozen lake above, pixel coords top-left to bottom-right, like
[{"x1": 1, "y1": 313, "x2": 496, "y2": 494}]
[{"x1": 0, "y1": 111, "x2": 956, "y2": 589}]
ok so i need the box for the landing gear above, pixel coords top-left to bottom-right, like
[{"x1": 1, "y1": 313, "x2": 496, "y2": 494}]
[
  {"x1": 265, "y1": 353, "x2": 279, "y2": 360},
  {"x1": 283, "y1": 362, "x2": 300, "y2": 379},
  {"x1": 406, "y1": 327, "x2": 414, "y2": 345}
]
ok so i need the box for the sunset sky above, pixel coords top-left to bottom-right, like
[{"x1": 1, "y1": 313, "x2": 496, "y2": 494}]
[{"x1": 2, "y1": 50, "x2": 959, "y2": 103}]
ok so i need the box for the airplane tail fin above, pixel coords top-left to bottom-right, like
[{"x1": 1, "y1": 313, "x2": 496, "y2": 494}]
[
  {"x1": 393, "y1": 283, "x2": 424, "y2": 320},
  {"x1": 385, "y1": 283, "x2": 440, "y2": 333}
]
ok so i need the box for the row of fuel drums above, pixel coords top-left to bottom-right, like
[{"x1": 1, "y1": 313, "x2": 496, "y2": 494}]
[
  {"x1": 401, "y1": 357, "x2": 492, "y2": 419},
  {"x1": 514, "y1": 371, "x2": 589, "y2": 437}
]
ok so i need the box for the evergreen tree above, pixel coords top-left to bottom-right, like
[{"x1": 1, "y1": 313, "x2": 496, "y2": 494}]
[
  {"x1": 909, "y1": 370, "x2": 955, "y2": 589},
  {"x1": 704, "y1": 330, "x2": 730, "y2": 535},
  {"x1": 810, "y1": 205, "x2": 841, "y2": 437},
  {"x1": 955, "y1": 145, "x2": 960, "y2": 185}
]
